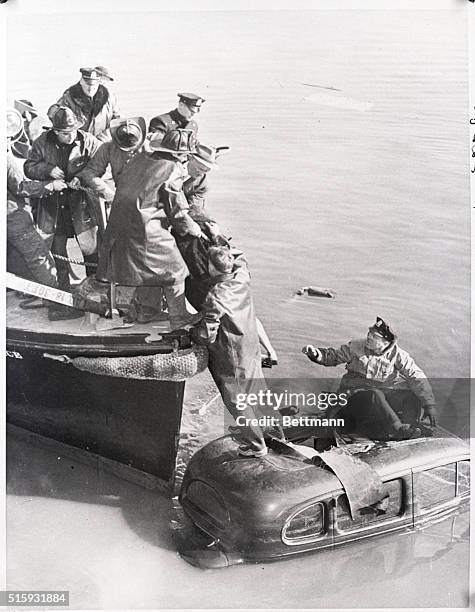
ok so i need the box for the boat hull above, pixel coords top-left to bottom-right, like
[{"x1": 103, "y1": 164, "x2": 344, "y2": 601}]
[{"x1": 7, "y1": 331, "x2": 186, "y2": 490}]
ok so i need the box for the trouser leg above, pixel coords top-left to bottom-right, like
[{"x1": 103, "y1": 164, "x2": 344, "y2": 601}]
[
  {"x1": 163, "y1": 282, "x2": 192, "y2": 328},
  {"x1": 51, "y1": 235, "x2": 70, "y2": 291},
  {"x1": 134, "y1": 286, "x2": 164, "y2": 310},
  {"x1": 384, "y1": 389, "x2": 422, "y2": 425},
  {"x1": 208, "y1": 359, "x2": 267, "y2": 454},
  {"x1": 7, "y1": 210, "x2": 57, "y2": 287},
  {"x1": 82, "y1": 251, "x2": 98, "y2": 278},
  {"x1": 345, "y1": 389, "x2": 404, "y2": 440}
]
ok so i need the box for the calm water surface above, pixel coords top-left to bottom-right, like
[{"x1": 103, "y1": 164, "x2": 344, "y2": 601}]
[{"x1": 7, "y1": 8, "x2": 470, "y2": 609}]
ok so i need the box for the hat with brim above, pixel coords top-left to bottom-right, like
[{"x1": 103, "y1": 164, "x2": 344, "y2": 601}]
[
  {"x1": 14, "y1": 99, "x2": 38, "y2": 118},
  {"x1": 7, "y1": 108, "x2": 24, "y2": 141},
  {"x1": 49, "y1": 106, "x2": 83, "y2": 132},
  {"x1": 148, "y1": 128, "x2": 197, "y2": 155},
  {"x1": 369, "y1": 316, "x2": 396, "y2": 343},
  {"x1": 80, "y1": 67, "x2": 101, "y2": 82},
  {"x1": 110, "y1": 116, "x2": 146, "y2": 151},
  {"x1": 95, "y1": 65, "x2": 114, "y2": 82},
  {"x1": 190, "y1": 143, "x2": 218, "y2": 169}
]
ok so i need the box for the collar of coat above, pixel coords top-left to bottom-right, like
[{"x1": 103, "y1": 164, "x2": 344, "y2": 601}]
[
  {"x1": 69, "y1": 82, "x2": 110, "y2": 118},
  {"x1": 170, "y1": 108, "x2": 193, "y2": 128}
]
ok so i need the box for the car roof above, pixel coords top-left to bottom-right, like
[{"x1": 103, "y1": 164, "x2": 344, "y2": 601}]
[{"x1": 188, "y1": 434, "x2": 469, "y2": 515}]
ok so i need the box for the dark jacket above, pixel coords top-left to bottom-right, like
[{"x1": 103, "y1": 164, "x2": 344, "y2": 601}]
[
  {"x1": 48, "y1": 83, "x2": 120, "y2": 142},
  {"x1": 78, "y1": 140, "x2": 138, "y2": 200},
  {"x1": 148, "y1": 108, "x2": 198, "y2": 139},
  {"x1": 24, "y1": 130, "x2": 102, "y2": 237},
  {"x1": 96, "y1": 151, "x2": 198, "y2": 286}
]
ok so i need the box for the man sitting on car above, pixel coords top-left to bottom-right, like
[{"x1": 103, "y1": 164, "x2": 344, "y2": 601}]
[{"x1": 302, "y1": 317, "x2": 437, "y2": 441}]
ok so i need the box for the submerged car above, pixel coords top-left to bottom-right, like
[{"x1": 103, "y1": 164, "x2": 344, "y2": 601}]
[{"x1": 178, "y1": 432, "x2": 470, "y2": 568}]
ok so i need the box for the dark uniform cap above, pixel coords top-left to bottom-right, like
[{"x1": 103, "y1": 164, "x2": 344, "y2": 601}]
[
  {"x1": 370, "y1": 317, "x2": 396, "y2": 343},
  {"x1": 149, "y1": 128, "x2": 197, "y2": 155},
  {"x1": 50, "y1": 106, "x2": 83, "y2": 132},
  {"x1": 177, "y1": 92, "x2": 205, "y2": 109},
  {"x1": 110, "y1": 117, "x2": 146, "y2": 151},
  {"x1": 79, "y1": 67, "x2": 102, "y2": 82},
  {"x1": 95, "y1": 65, "x2": 114, "y2": 82}
]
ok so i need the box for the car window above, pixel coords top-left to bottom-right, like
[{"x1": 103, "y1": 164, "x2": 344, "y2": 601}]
[
  {"x1": 336, "y1": 479, "x2": 403, "y2": 531},
  {"x1": 414, "y1": 463, "x2": 456, "y2": 510},
  {"x1": 457, "y1": 460, "x2": 470, "y2": 497},
  {"x1": 283, "y1": 503, "x2": 325, "y2": 541}
]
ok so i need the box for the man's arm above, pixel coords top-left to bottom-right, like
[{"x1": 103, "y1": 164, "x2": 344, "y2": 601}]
[
  {"x1": 23, "y1": 137, "x2": 56, "y2": 180},
  {"x1": 162, "y1": 170, "x2": 202, "y2": 237},
  {"x1": 395, "y1": 348, "x2": 437, "y2": 424},
  {"x1": 302, "y1": 343, "x2": 354, "y2": 367},
  {"x1": 77, "y1": 142, "x2": 116, "y2": 201}
]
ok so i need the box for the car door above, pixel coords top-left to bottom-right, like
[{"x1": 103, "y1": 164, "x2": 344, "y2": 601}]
[{"x1": 412, "y1": 458, "x2": 470, "y2": 526}]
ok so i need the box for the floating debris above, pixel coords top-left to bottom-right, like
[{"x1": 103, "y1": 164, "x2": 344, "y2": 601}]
[{"x1": 296, "y1": 286, "x2": 335, "y2": 298}]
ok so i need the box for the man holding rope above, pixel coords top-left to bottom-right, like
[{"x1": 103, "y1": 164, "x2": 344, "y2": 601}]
[{"x1": 24, "y1": 106, "x2": 102, "y2": 320}]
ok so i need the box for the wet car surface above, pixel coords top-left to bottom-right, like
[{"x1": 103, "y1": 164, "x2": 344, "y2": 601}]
[{"x1": 178, "y1": 433, "x2": 470, "y2": 569}]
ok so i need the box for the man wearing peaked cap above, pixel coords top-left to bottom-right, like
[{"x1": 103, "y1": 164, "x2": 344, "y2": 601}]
[
  {"x1": 47, "y1": 66, "x2": 120, "y2": 142},
  {"x1": 302, "y1": 316, "x2": 438, "y2": 442},
  {"x1": 148, "y1": 92, "x2": 205, "y2": 144},
  {"x1": 79, "y1": 117, "x2": 146, "y2": 203},
  {"x1": 96, "y1": 128, "x2": 203, "y2": 329}
]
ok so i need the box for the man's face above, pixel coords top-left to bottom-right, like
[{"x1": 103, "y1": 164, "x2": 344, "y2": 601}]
[
  {"x1": 178, "y1": 100, "x2": 199, "y2": 120},
  {"x1": 55, "y1": 129, "x2": 77, "y2": 145},
  {"x1": 80, "y1": 77, "x2": 100, "y2": 98},
  {"x1": 365, "y1": 329, "x2": 390, "y2": 353},
  {"x1": 188, "y1": 156, "x2": 210, "y2": 178}
]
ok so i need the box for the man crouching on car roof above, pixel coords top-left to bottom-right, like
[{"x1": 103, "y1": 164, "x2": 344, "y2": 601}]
[{"x1": 302, "y1": 317, "x2": 437, "y2": 441}]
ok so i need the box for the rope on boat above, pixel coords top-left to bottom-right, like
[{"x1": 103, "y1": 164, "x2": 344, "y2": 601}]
[
  {"x1": 58, "y1": 345, "x2": 209, "y2": 382},
  {"x1": 51, "y1": 253, "x2": 98, "y2": 268}
]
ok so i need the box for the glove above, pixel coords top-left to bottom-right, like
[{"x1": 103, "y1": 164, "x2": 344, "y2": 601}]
[
  {"x1": 190, "y1": 325, "x2": 211, "y2": 346},
  {"x1": 68, "y1": 177, "x2": 81, "y2": 190},
  {"x1": 46, "y1": 179, "x2": 68, "y2": 192},
  {"x1": 49, "y1": 166, "x2": 65, "y2": 180},
  {"x1": 188, "y1": 220, "x2": 202, "y2": 238},
  {"x1": 423, "y1": 405, "x2": 438, "y2": 427},
  {"x1": 302, "y1": 345, "x2": 322, "y2": 364}
]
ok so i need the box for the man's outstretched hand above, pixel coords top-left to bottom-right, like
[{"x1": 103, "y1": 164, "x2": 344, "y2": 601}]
[{"x1": 302, "y1": 344, "x2": 322, "y2": 364}]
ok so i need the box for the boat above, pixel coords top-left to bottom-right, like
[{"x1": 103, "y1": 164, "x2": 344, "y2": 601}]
[
  {"x1": 6, "y1": 284, "x2": 209, "y2": 493},
  {"x1": 177, "y1": 431, "x2": 470, "y2": 568}
]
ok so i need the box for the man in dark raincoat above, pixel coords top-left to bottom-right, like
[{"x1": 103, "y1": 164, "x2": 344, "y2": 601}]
[
  {"x1": 24, "y1": 106, "x2": 102, "y2": 319},
  {"x1": 96, "y1": 129, "x2": 202, "y2": 329},
  {"x1": 148, "y1": 93, "x2": 204, "y2": 144},
  {"x1": 191, "y1": 246, "x2": 281, "y2": 457},
  {"x1": 78, "y1": 116, "x2": 146, "y2": 203}
]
